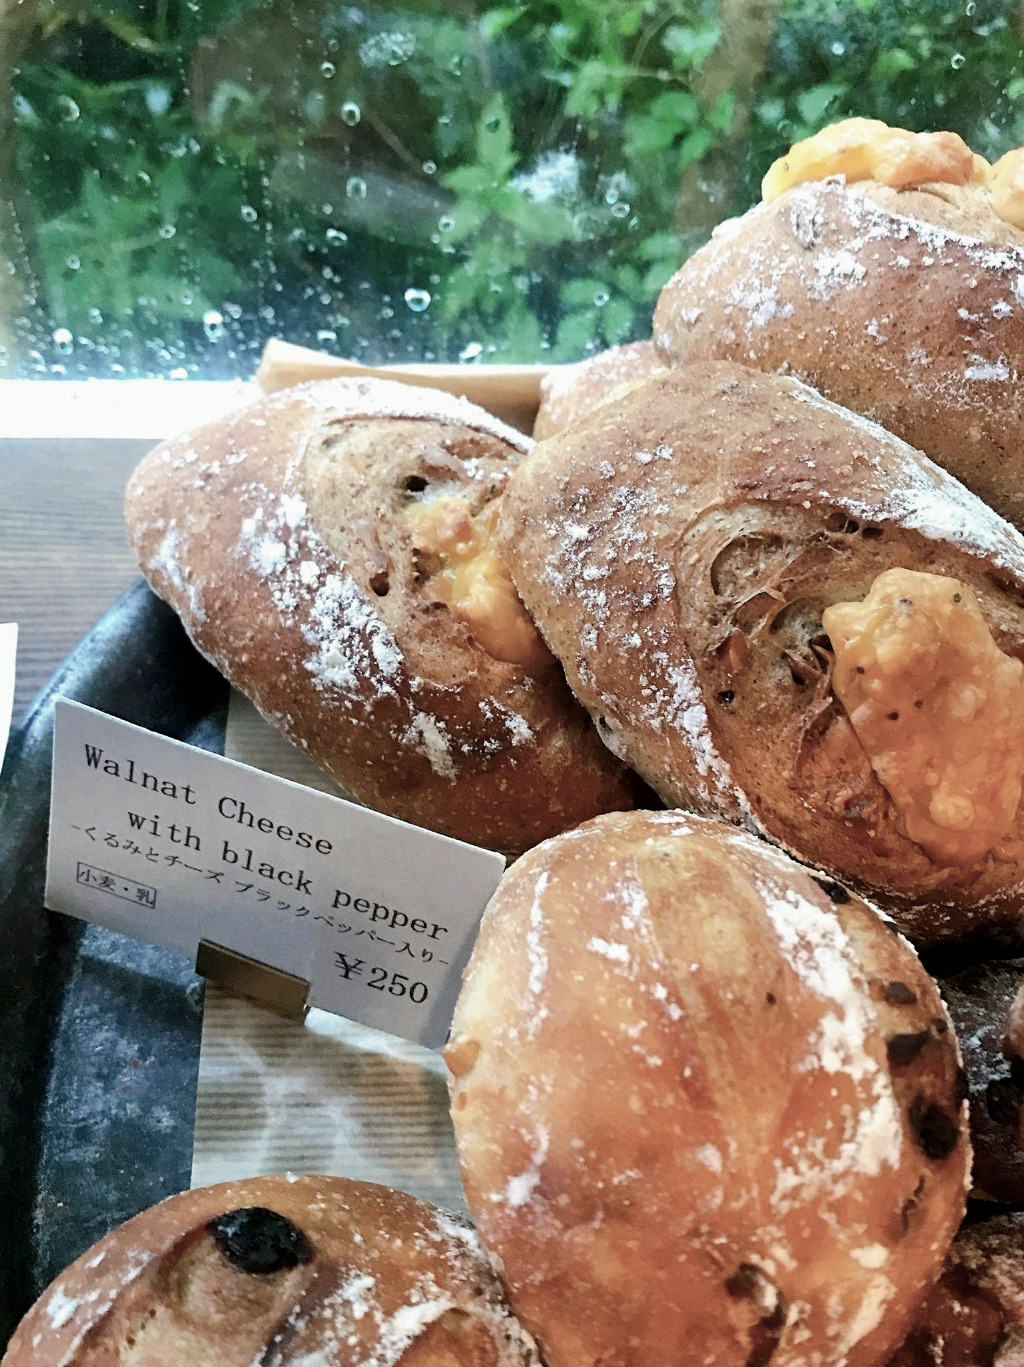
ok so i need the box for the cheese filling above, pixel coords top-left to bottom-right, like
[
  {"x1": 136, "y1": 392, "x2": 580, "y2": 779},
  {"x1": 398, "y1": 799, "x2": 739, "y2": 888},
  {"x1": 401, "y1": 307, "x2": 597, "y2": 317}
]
[
  {"x1": 990, "y1": 147, "x2": 1024, "y2": 229},
  {"x1": 404, "y1": 496, "x2": 553, "y2": 675},
  {"x1": 762, "y1": 118, "x2": 987, "y2": 202},
  {"x1": 822, "y1": 568, "x2": 1024, "y2": 865}
]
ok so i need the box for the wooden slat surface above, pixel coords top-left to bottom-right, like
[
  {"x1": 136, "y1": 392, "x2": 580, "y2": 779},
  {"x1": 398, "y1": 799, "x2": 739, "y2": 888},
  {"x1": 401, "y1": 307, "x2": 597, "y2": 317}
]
[{"x1": 2, "y1": 438, "x2": 151, "y2": 730}]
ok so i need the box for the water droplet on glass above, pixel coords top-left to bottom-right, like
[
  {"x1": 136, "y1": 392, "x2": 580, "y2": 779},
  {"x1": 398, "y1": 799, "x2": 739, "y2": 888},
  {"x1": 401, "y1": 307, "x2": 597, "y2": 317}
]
[
  {"x1": 317, "y1": 329, "x2": 337, "y2": 344},
  {"x1": 240, "y1": 204, "x2": 258, "y2": 222},
  {"x1": 53, "y1": 327, "x2": 74, "y2": 355},
  {"x1": 320, "y1": 61, "x2": 336, "y2": 78},
  {"x1": 88, "y1": 307, "x2": 103, "y2": 325},
  {"x1": 137, "y1": 169, "x2": 151, "y2": 185},
  {"x1": 611, "y1": 201, "x2": 630, "y2": 218},
  {"x1": 438, "y1": 214, "x2": 455, "y2": 232},
  {"x1": 326, "y1": 227, "x2": 349, "y2": 246},
  {"x1": 605, "y1": 188, "x2": 619, "y2": 205},
  {"x1": 65, "y1": 255, "x2": 80, "y2": 271},
  {"x1": 346, "y1": 176, "x2": 367, "y2": 200},
  {"x1": 459, "y1": 341, "x2": 483, "y2": 361},
  {"x1": 341, "y1": 100, "x2": 361, "y2": 126},
  {"x1": 593, "y1": 288, "x2": 609, "y2": 307},
  {"x1": 321, "y1": 203, "x2": 334, "y2": 215},
  {"x1": 422, "y1": 160, "x2": 436, "y2": 175},
  {"x1": 169, "y1": 367, "x2": 189, "y2": 380},
  {"x1": 404, "y1": 287, "x2": 431, "y2": 312},
  {"x1": 203, "y1": 309, "x2": 224, "y2": 341},
  {"x1": 951, "y1": 52, "x2": 966, "y2": 69},
  {"x1": 159, "y1": 223, "x2": 176, "y2": 239},
  {"x1": 831, "y1": 41, "x2": 845, "y2": 56},
  {"x1": 58, "y1": 95, "x2": 80, "y2": 122},
  {"x1": 966, "y1": 1, "x2": 976, "y2": 14}
]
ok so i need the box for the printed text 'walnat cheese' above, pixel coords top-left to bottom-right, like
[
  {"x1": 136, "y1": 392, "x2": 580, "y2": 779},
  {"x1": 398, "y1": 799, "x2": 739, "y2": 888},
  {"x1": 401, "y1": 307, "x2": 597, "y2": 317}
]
[{"x1": 46, "y1": 701, "x2": 505, "y2": 1047}]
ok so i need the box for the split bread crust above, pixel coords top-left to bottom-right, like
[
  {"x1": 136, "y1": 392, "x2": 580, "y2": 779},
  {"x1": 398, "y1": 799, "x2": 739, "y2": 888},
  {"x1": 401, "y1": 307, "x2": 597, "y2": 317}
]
[
  {"x1": 498, "y1": 361, "x2": 1024, "y2": 947},
  {"x1": 124, "y1": 376, "x2": 643, "y2": 856},
  {"x1": 654, "y1": 178, "x2": 1024, "y2": 531}
]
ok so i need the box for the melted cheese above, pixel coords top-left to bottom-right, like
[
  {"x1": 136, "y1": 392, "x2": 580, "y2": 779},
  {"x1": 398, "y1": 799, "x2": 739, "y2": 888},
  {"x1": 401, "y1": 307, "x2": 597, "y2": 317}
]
[
  {"x1": 404, "y1": 496, "x2": 553, "y2": 675},
  {"x1": 762, "y1": 118, "x2": 986, "y2": 202},
  {"x1": 822, "y1": 568, "x2": 1024, "y2": 865}
]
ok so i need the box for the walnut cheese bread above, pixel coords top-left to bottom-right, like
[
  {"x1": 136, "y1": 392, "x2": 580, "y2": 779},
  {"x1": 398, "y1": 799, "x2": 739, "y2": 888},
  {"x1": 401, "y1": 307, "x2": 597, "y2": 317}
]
[
  {"x1": 533, "y1": 341, "x2": 666, "y2": 440},
  {"x1": 1, "y1": 1174, "x2": 540, "y2": 1367},
  {"x1": 447, "y1": 811, "x2": 969, "y2": 1367},
  {"x1": 498, "y1": 361, "x2": 1024, "y2": 947},
  {"x1": 124, "y1": 377, "x2": 643, "y2": 856},
  {"x1": 654, "y1": 121, "x2": 1024, "y2": 531}
]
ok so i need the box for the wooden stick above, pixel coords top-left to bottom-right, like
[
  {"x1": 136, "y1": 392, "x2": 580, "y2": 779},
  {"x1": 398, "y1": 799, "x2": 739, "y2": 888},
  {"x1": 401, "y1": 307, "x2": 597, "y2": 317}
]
[{"x1": 256, "y1": 338, "x2": 552, "y2": 432}]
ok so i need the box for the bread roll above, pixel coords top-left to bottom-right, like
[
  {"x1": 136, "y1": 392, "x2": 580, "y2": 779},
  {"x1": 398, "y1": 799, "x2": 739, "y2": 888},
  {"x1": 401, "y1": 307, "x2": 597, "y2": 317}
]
[
  {"x1": 447, "y1": 810, "x2": 969, "y2": 1367},
  {"x1": 125, "y1": 377, "x2": 643, "y2": 855},
  {"x1": 937, "y1": 958, "x2": 1024, "y2": 1203},
  {"x1": 653, "y1": 168, "x2": 1024, "y2": 529},
  {"x1": 498, "y1": 361, "x2": 1024, "y2": 947},
  {"x1": 888, "y1": 1212, "x2": 1024, "y2": 1367},
  {"x1": 533, "y1": 342, "x2": 666, "y2": 439},
  {"x1": 2, "y1": 1174, "x2": 539, "y2": 1367}
]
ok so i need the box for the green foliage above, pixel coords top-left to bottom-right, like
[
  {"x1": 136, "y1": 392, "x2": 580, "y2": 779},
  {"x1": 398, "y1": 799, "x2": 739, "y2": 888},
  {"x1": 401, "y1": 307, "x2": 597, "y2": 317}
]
[{"x1": 7, "y1": 0, "x2": 1024, "y2": 375}]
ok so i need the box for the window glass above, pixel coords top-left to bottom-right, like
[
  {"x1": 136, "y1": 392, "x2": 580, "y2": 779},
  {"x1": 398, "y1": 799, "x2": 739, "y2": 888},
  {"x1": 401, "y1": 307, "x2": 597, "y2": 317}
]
[{"x1": 2, "y1": 0, "x2": 1023, "y2": 378}]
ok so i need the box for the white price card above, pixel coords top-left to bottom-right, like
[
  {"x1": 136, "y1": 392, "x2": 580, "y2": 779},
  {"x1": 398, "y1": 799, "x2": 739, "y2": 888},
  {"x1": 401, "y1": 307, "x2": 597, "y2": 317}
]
[
  {"x1": 0, "y1": 623, "x2": 17, "y2": 767},
  {"x1": 46, "y1": 701, "x2": 506, "y2": 1046}
]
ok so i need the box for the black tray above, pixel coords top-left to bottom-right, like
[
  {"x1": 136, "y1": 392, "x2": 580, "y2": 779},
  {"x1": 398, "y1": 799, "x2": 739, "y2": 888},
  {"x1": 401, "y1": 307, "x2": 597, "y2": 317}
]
[{"x1": 0, "y1": 580, "x2": 229, "y2": 1346}]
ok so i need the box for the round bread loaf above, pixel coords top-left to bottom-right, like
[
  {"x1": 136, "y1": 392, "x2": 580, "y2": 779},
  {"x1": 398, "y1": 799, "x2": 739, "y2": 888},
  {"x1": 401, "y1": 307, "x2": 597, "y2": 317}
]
[
  {"x1": 936, "y1": 958, "x2": 1024, "y2": 1203},
  {"x1": 447, "y1": 810, "x2": 969, "y2": 1367},
  {"x1": 888, "y1": 1212, "x2": 1024, "y2": 1367},
  {"x1": 533, "y1": 342, "x2": 666, "y2": 440},
  {"x1": 124, "y1": 377, "x2": 643, "y2": 856},
  {"x1": 498, "y1": 360, "x2": 1024, "y2": 947},
  {"x1": 2, "y1": 1174, "x2": 540, "y2": 1367},
  {"x1": 653, "y1": 176, "x2": 1024, "y2": 530}
]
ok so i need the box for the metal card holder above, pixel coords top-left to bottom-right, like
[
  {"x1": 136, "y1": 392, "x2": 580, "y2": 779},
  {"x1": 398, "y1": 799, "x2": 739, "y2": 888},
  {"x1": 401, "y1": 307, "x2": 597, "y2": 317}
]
[{"x1": 195, "y1": 939, "x2": 309, "y2": 1022}]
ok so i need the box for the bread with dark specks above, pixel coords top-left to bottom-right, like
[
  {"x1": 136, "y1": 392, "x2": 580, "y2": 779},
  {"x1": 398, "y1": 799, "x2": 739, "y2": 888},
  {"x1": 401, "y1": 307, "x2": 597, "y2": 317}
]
[
  {"x1": 498, "y1": 361, "x2": 1024, "y2": 947},
  {"x1": 1, "y1": 1173, "x2": 540, "y2": 1367},
  {"x1": 654, "y1": 178, "x2": 1024, "y2": 531},
  {"x1": 447, "y1": 810, "x2": 969, "y2": 1367},
  {"x1": 124, "y1": 376, "x2": 644, "y2": 856}
]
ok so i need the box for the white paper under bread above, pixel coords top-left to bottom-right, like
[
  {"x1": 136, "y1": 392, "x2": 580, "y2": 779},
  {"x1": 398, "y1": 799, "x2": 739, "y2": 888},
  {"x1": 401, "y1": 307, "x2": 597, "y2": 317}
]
[{"x1": 191, "y1": 690, "x2": 467, "y2": 1206}]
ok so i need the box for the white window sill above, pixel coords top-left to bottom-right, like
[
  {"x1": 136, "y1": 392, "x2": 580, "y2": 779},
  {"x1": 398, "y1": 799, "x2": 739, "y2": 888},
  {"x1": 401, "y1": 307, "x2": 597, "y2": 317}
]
[{"x1": 0, "y1": 379, "x2": 259, "y2": 442}]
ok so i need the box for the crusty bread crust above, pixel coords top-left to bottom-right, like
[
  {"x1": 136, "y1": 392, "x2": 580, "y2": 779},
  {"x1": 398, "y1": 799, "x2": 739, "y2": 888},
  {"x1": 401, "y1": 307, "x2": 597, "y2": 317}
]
[
  {"x1": 889, "y1": 1211, "x2": 1024, "y2": 1367},
  {"x1": 2, "y1": 1174, "x2": 539, "y2": 1367},
  {"x1": 124, "y1": 377, "x2": 643, "y2": 856},
  {"x1": 498, "y1": 361, "x2": 1024, "y2": 946},
  {"x1": 653, "y1": 178, "x2": 1024, "y2": 531},
  {"x1": 447, "y1": 810, "x2": 968, "y2": 1367},
  {"x1": 533, "y1": 341, "x2": 666, "y2": 440}
]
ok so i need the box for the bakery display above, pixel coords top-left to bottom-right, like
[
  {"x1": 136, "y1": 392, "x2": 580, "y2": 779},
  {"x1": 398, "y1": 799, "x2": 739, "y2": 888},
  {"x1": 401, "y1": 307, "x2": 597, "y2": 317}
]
[
  {"x1": 124, "y1": 375, "x2": 644, "y2": 856},
  {"x1": 653, "y1": 119, "x2": 1024, "y2": 531},
  {"x1": 937, "y1": 959, "x2": 1024, "y2": 1204},
  {"x1": 1, "y1": 1174, "x2": 539, "y2": 1367},
  {"x1": 888, "y1": 1211, "x2": 1024, "y2": 1367},
  {"x1": 532, "y1": 341, "x2": 666, "y2": 440},
  {"x1": 446, "y1": 809, "x2": 969, "y2": 1367},
  {"x1": 498, "y1": 359, "x2": 1024, "y2": 948}
]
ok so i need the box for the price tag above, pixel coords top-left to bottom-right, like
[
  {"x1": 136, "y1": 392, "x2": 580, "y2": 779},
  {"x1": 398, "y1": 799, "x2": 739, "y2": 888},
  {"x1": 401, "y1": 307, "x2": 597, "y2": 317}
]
[
  {"x1": 46, "y1": 700, "x2": 506, "y2": 1046},
  {"x1": 0, "y1": 623, "x2": 16, "y2": 767}
]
